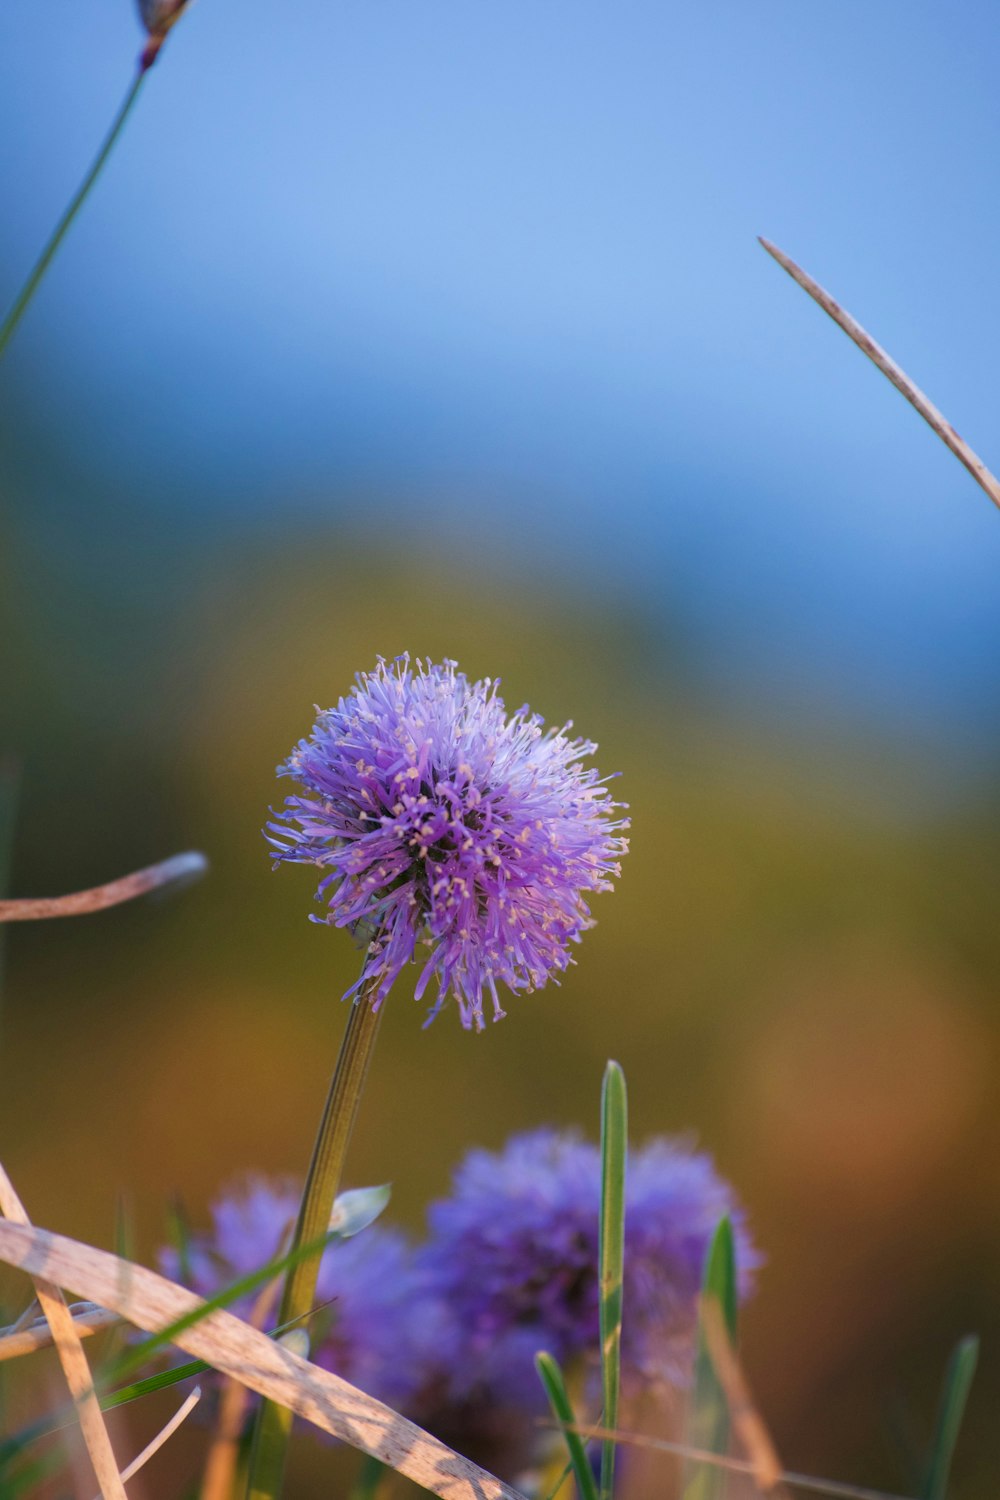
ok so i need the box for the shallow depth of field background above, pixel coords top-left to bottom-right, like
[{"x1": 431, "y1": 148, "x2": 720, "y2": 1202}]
[{"x1": 2, "y1": 2, "x2": 1000, "y2": 1497}]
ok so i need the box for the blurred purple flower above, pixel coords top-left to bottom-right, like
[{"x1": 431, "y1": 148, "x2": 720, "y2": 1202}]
[
  {"x1": 416, "y1": 1129, "x2": 758, "y2": 1407},
  {"x1": 267, "y1": 655, "x2": 629, "y2": 1030},
  {"x1": 159, "y1": 1178, "x2": 432, "y2": 1412}
]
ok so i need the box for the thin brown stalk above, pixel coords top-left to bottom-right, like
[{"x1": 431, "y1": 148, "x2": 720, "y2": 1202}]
[
  {"x1": 9, "y1": 1295, "x2": 41, "y2": 1333},
  {"x1": 0, "y1": 1215, "x2": 527, "y2": 1500},
  {"x1": 0, "y1": 1303, "x2": 119, "y2": 1362},
  {"x1": 200, "y1": 1260, "x2": 285, "y2": 1500},
  {"x1": 0, "y1": 1166, "x2": 126, "y2": 1500},
  {"x1": 0, "y1": 850, "x2": 207, "y2": 922},
  {"x1": 103, "y1": 1385, "x2": 201, "y2": 1495},
  {"x1": 700, "y1": 1295, "x2": 788, "y2": 1497},
  {"x1": 550, "y1": 1421, "x2": 916, "y2": 1500},
  {"x1": 759, "y1": 237, "x2": 1000, "y2": 514}
]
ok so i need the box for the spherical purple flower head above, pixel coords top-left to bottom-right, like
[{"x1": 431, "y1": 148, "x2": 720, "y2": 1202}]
[
  {"x1": 267, "y1": 656, "x2": 629, "y2": 1031},
  {"x1": 159, "y1": 1178, "x2": 431, "y2": 1413},
  {"x1": 417, "y1": 1129, "x2": 758, "y2": 1408}
]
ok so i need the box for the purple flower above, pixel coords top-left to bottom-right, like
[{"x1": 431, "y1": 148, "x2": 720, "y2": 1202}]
[
  {"x1": 159, "y1": 1178, "x2": 432, "y2": 1413},
  {"x1": 267, "y1": 656, "x2": 629, "y2": 1030},
  {"x1": 416, "y1": 1129, "x2": 758, "y2": 1407}
]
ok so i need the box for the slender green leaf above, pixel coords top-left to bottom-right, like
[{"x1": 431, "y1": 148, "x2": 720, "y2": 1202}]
[
  {"x1": 0, "y1": 72, "x2": 147, "y2": 360},
  {"x1": 105, "y1": 1355, "x2": 208, "y2": 1410},
  {"x1": 536, "y1": 1352, "x2": 600, "y2": 1500},
  {"x1": 683, "y1": 1216, "x2": 738, "y2": 1500},
  {"x1": 704, "y1": 1215, "x2": 738, "y2": 1341},
  {"x1": 0, "y1": 1293, "x2": 335, "y2": 1466},
  {"x1": 922, "y1": 1335, "x2": 979, "y2": 1500},
  {"x1": 0, "y1": 1217, "x2": 363, "y2": 1466},
  {"x1": 102, "y1": 1218, "x2": 347, "y2": 1389},
  {"x1": 350, "y1": 1453, "x2": 389, "y2": 1500},
  {"x1": 167, "y1": 1193, "x2": 194, "y2": 1285},
  {"x1": 542, "y1": 1460, "x2": 576, "y2": 1500},
  {"x1": 598, "y1": 1060, "x2": 627, "y2": 1500},
  {"x1": 0, "y1": 1448, "x2": 60, "y2": 1498}
]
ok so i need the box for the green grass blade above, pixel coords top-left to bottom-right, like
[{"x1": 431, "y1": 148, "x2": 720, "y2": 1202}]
[
  {"x1": 599, "y1": 1060, "x2": 627, "y2": 1500},
  {"x1": 0, "y1": 72, "x2": 146, "y2": 361},
  {"x1": 0, "y1": 1449, "x2": 60, "y2": 1498},
  {"x1": 104, "y1": 1356, "x2": 208, "y2": 1409},
  {"x1": 535, "y1": 1352, "x2": 600, "y2": 1500},
  {"x1": 0, "y1": 1294, "x2": 335, "y2": 1466},
  {"x1": 101, "y1": 1220, "x2": 345, "y2": 1388},
  {"x1": 166, "y1": 1193, "x2": 194, "y2": 1285},
  {"x1": 542, "y1": 1461, "x2": 576, "y2": 1500},
  {"x1": 350, "y1": 1453, "x2": 388, "y2": 1500},
  {"x1": 683, "y1": 1216, "x2": 738, "y2": 1500},
  {"x1": 921, "y1": 1335, "x2": 979, "y2": 1500}
]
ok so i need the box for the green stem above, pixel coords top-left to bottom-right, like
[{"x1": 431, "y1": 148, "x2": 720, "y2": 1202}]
[
  {"x1": 349, "y1": 1454, "x2": 388, "y2": 1500},
  {"x1": 598, "y1": 1062, "x2": 627, "y2": 1500},
  {"x1": 0, "y1": 70, "x2": 146, "y2": 361},
  {"x1": 245, "y1": 978, "x2": 386, "y2": 1500}
]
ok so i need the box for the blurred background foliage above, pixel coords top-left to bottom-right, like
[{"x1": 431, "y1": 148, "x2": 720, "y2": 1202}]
[{"x1": 2, "y1": 2, "x2": 1000, "y2": 1497}]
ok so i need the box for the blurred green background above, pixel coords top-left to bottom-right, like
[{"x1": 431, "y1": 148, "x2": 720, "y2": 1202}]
[{"x1": 3, "y1": 2, "x2": 1000, "y2": 1496}]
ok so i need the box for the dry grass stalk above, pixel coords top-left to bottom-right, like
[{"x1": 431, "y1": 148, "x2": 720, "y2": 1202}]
[
  {"x1": 0, "y1": 1302, "x2": 119, "y2": 1363},
  {"x1": 199, "y1": 1259, "x2": 285, "y2": 1500},
  {"x1": 759, "y1": 237, "x2": 1000, "y2": 514},
  {"x1": 699, "y1": 1295, "x2": 789, "y2": 1497},
  {"x1": 10, "y1": 1295, "x2": 42, "y2": 1332},
  {"x1": 104, "y1": 1385, "x2": 202, "y2": 1496},
  {"x1": 555, "y1": 1422, "x2": 912, "y2": 1500},
  {"x1": 0, "y1": 850, "x2": 207, "y2": 923},
  {"x1": 0, "y1": 1216, "x2": 527, "y2": 1500},
  {"x1": 0, "y1": 1167, "x2": 127, "y2": 1500}
]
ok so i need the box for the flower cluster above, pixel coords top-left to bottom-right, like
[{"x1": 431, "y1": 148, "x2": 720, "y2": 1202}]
[
  {"x1": 165, "y1": 1131, "x2": 755, "y2": 1465},
  {"x1": 418, "y1": 1128, "x2": 758, "y2": 1402},
  {"x1": 266, "y1": 656, "x2": 629, "y2": 1031}
]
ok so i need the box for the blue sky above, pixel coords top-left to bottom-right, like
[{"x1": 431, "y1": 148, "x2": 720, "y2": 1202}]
[{"x1": 3, "y1": 1, "x2": 1000, "y2": 745}]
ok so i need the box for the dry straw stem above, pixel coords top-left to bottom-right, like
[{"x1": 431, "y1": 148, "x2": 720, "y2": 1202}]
[
  {"x1": 759, "y1": 238, "x2": 1000, "y2": 514},
  {"x1": 0, "y1": 850, "x2": 207, "y2": 922},
  {"x1": 0, "y1": 1167, "x2": 127, "y2": 1500},
  {"x1": 102, "y1": 1386, "x2": 201, "y2": 1497},
  {"x1": 0, "y1": 1216, "x2": 527, "y2": 1500},
  {"x1": 555, "y1": 1423, "x2": 914, "y2": 1500},
  {"x1": 0, "y1": 1302, "x2": 119, "y2": 1363},
  {"x1": 699, "y1": 1295, "x2": 789, "y2": 1499},
  {"x1": 200, "y1": 1260, "x2": 285, "y2": 1500}
]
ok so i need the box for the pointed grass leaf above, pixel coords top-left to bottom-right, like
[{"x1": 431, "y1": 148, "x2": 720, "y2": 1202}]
[
  {"x1": 683, "y1": 1216, "x2": 738, "y2": 1500},
  {"x1": 921, "y1": 1335, "x2": 979, "y2": 1500},
  {"x1": 350, "y1": 1453, "x2": 389, "y2": 1500},
  {"x1": 536, "y1": 1351, "x2": 601, "y2": 1500},
  {"x1": 599, "y1": 1060, "x2": 627, "y2": 1500},
  {"x1": 0, "y1": 1219, "x2": 526, "y2": 1500},
  {"x1": 703, "y1": 1216, "x2": 738, "y2": 1342},
  {"x1": 104, "y1": 1220, "x2": 349, "y2": 1388}
]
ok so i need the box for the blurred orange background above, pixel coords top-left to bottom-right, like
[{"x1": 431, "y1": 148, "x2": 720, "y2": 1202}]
[{"x1": 2, "y1": 543, "x2": 999, "y2": 1495}]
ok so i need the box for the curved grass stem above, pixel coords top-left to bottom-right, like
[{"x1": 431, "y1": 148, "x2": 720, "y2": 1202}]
[{"x1": 0, "y1": 70, "x2": 146, "y2": 361}]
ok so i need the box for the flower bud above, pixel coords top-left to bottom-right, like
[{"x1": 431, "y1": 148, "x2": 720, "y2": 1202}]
[{"x1": 136, "y1": 0, "x2": 189, "y2": 70}]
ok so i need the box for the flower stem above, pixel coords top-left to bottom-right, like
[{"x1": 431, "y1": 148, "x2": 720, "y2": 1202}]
[
  {"x1": 0, "y1": 69, "x2": 146, "y2": 362},
  {"x1": 245, "y1": 979, "x2": 386, "y2": 1500}
]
